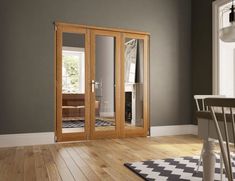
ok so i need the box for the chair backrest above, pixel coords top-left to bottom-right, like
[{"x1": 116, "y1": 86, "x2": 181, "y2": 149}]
[
  {"x1": 194, "y1": 95, "x2": 225, "y2": 111},
  {"x1": 205, "y1": 98, "x2": 235, "y2": 181}
]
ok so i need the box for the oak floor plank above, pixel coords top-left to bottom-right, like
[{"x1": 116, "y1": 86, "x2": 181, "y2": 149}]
[
  {"x1": 0, "y1": 148, "x2": 16, "y2": 181},
  {"x1": 41, "y1": 145, "x2": 62, "y2": 181},
  {"x1": 33, "y1": 146, "x2": 49, "y2": 181},
  {"x1": 0, "y1": 148, "x2": 8, "y2": 179},
  {"x1": 10, "y1": 147, "x2": 25, "y2": 181},
  {"x1": 72, "y1": 140, "x2": 138, "y2": 180},
  {"x1": 0, "y1": 135, "x2": 203, "y2": 181},
  {"x1": 87, "y1": 140, "x2": 142, "y2": 181},
  {"x1": 0, "y1": 149, "x2": 6, "y2": 180},
  {"x1": 115, "y1": 138, "x2": 166, "y2": 160},
  {"x1": 72, "y1": 142, "x2": 114, "y2": 180},
  {"x1": 66, "y1": 146, "x2": 101, "y2": 181},
  {"x1": 24, "y1": 147, "x2": 37, "y2": 181},
  {"x1": 48, "y1": 145, "x2": 75, "y2": 181},
  {"x1": 55, "y1": 144, "x2": 88, "y2": 181},
  {"x1": 124, "y1": 137, "x2": 178, "y2": 159}
]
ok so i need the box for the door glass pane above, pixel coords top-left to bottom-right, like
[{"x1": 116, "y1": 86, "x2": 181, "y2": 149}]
[
  {"x1": 94, "y1": 35, "x2": 116, "y2": 131},
  {"x1": 62, "y1": 32, "x2": 86, "y2": 133},
  {"x1": 124, "y1": 38, "x2": 144, "y2": 129}
]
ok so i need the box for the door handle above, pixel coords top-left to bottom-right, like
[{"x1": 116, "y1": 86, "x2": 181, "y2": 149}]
[
  {"x1": 91, "y1": 80, "x2": 100, "y2": 92},
  {"x1": 92, "y1": 80, "x2": 95, "y2": 92}
]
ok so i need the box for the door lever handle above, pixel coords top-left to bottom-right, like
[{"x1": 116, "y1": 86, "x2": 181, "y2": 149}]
[
  {"x1": 91, "y1": 80, "x2": 95, "y2": 92},
  {"x1": 91, "y1": 80, "x2": 100, "y2": 92}
]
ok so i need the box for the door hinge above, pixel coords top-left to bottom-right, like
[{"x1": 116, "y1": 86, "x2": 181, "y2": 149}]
[{"x1": 54, "y1": 24, "x2": 57, "y2": 31}]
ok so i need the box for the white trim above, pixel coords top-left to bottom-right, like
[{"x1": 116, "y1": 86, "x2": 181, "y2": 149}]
[
  {"x1": 0, "y1": 125, "x2": 198, "y2": 147},
  {"x1": 213, "y1": 0, "x2": 230, "y2": 95},
  {"x1": 0, "y1": 132, "x2": 55, "y2": 148},
  {"x1": 150, "y1": 125, "x2": 198, "y2": 137},
  {"x1": 62, "y1": 46, "x2": 84, "y2": 52}
]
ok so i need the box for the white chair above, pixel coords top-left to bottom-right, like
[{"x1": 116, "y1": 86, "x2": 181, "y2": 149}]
[
  {"x1": 205, "y1": 98, "x2": 235, "y2": 181},
  {"x1": 194, "y1": 95, "x2": 225, "y2": 176},
  {"x1": 194, "y1": 95, "x2": 225, "y2": 112}
]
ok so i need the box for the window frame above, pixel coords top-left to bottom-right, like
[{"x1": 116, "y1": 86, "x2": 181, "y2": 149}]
[{"x1": 212, "y1": 0, "x2": 230, "y2": 95}]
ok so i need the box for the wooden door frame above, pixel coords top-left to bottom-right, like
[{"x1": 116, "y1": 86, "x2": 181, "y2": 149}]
[
  {"x1": 55, "y1": 23, "x2": 91, "y2": 142},
  {"x1": 55, "y1": 22, "x2": 150, "y2": 141},
  {"x1": 90, "y1": 29, "x2": 121, "y2": 139},
  {"x1": 121, "y1": 33, "x2": 150, "y2": 138}
]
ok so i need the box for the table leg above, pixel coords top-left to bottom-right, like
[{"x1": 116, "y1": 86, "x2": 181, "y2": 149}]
[{"x1": 202, "y1": 139, "x2": 216, "y2": 181}]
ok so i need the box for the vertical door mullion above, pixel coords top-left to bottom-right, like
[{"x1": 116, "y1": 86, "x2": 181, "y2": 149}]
[
  {"x1": 85, "y1": 28, "x2": 91, "y2": 140},
  {"x1": 90, "y1": 30, "x2": 95, "y2": 139},
  {"x1": 56, "y1": 25, "x2": 63, "y2": 141},
  {"x1": 115, "y1": 32, "x2": 121, "y2": 138}
]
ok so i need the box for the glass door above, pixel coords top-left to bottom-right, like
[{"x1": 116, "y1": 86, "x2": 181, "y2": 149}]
[
  {"x1": 56, "y1": 23, "x2": 150, "y2": 141},
  {"x1": 56, "y1": 24, "x2": 90, "y2": 141},
  {"x1": 90, "y1": 30, "x2": 121, "y2": 139},
  {"x1": 122, "y1": 33, "x2": 149, "y2": 137}
]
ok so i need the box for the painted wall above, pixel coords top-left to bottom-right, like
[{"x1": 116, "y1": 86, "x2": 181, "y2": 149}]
[
  {"x1": 63, "y1": 33, "x2": 85, "y2": 48},
  {"x1": 191, "y1": 0, "x2": 213, "y2": 124},
  {"x1": 0, "y1": 0, "x2": 192, "y2": 134}
]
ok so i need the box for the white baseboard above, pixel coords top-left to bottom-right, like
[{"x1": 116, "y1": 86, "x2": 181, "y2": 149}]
[
  {"x1": 150, "y1": 124, "x2": 198, "y2": 137},
  {"x1": 0, "y1": 125, "x2": 198, "y2": 147},
  {"x1": 0, "y1": 132, "x2": 55, "y2": 148}
]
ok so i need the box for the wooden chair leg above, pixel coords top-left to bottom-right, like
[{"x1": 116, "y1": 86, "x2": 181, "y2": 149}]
[
  {"x1": 220, "y1": 152, "x2": 224, "y2": 181},
  {"x1": 196, "y1": 145, "x2": 204, "y2": 172},
  {"x1": 211, "y1": 108, "x2": 233, "y2": 181}
]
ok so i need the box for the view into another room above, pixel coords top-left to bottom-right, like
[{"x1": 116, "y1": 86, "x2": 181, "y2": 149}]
[
  {"x1": 55, "y1": 24, "x2": 149, "y2": 142},
  {"x1": 62, "y1": 33, "x2": 86, "y2": 133},
  {"x1": 60, "y1": 28, "x2": 148, "y2": 137}
]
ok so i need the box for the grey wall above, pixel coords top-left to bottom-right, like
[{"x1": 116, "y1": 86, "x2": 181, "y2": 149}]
[
  {"x1": 192, "y1": 0, "x2": 213, "y2": 124},
  {"x1": 0, "y1": 0, "x2": 192, "y2": 134},
  {"x1": 63, "y1": 33, "x2": 85, "y2": 48}
]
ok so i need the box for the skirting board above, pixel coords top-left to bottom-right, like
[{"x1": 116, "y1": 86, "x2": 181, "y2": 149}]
[
  {"x1": 0, "y1": 125, "x2": 198, "y2": 148},
  {"x1": 150, "y1": 124, "x2": 198, "y2": 137},
  {"x1": 0, "y1": 132, "x2": 55, "y2": 148}
]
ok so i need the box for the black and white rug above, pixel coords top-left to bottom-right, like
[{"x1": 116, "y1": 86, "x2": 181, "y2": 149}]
[
  {"x1": 62, "y1": 119, "x2": 114, "y2": 128},
  {"x1": 124, "y1": 155, "x2": 235, "y2": 181}
]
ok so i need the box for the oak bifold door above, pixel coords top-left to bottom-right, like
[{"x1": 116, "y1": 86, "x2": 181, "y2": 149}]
[{"x1": 55, "y1": 23, "x2": 149, "y2": 142}]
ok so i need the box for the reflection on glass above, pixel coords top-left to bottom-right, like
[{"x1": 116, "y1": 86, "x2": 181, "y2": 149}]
[
  {"x1": 62, "y1": 32, "x2": 86, "y2": 133},
  {"x1": 94, "y1": 35, "x2": 116, "y2": 131},
  {"x1": 124, "y1": 38, "x2": 144, "y2": 129}
]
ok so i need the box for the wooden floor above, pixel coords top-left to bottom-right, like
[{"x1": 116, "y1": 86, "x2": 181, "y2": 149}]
[{"x1": 0, "y1": 135, "x2": 203, "y2": 181}]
